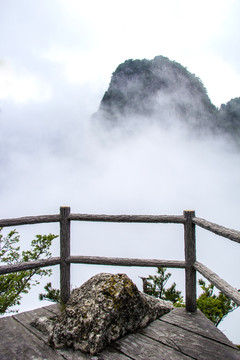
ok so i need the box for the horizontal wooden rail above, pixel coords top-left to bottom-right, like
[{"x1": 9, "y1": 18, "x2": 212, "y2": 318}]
[
  {"x1": 0, "y1": 208, "x2": 239, "y2": 309},
  {"x1": 194, "y1": 261, "x2": 240, "y2": 306},
  {"x1": 66, "y1": 255, "x2": 186, "y2": 268},
  {"x1": 193, "y1": 217, "x2": 240, "y2": 244},
  {"x1": 0, "y1": 257, "x2": 60, "y2": 275},
  {"x1": 0, "y1": 215, "x2": 60, "y2": 227},
  {"x1": 69, "y1": 213, "x2": 185, "y2": 224}
]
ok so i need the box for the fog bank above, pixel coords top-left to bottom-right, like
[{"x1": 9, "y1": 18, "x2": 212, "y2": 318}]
[{"x1": 0, "y1": 83, "x2": 240, "y2": 341}]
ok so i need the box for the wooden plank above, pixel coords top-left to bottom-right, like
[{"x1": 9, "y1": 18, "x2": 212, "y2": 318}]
[
  {"x1": 0, "y1": 214, "x2": 60, "y2": 227},
  {"x1": 193, "y1": 216, "x2": 240, "y2": 243},
  {"x1": 0, "y1": 316, "x2": 64, "y2": 360},
  {"x1": 59, "y1": 346, "x2": 132, "y2": 360},
  {"x1": 160, "y1": 308, "x2": 236, "y2": 348},
  {"x1": 60, "y1": 206, "x2": 71, "y2": 304},
  {"x1": 140, "y1": 318, "x2": 240, "y2": 359},
  {"x1": 43, "y1": 303, "x2": 62, "y2": 316},
  {"x1": 0, "y1": 257, "x2": 60, "y2": 275},
  {"x1": 100, "y1": 346, "x2": 133, "y2": 360},
  {"x1": 55, "y1": 349, "x2": 91, "y2": 360},
  {"x1": 67, "y1": 255, "x2": 186, "y2": 268},
  {"x1": 13, "y1": 306, "x2": 58, "y2": 344},
  {"x1": 2, "y1": 304, "x2": 240, "y2": 360},
  {"x1": 194, "y1": 261, "x2": 240, "y2": 306},
  {"x1": 112, "y1": 332, "x2": 192, "y2": 359},
  {"x1": 12, "y1": 306, "x2": 144, "y2": 360},
  {"x1": 184, "y1": 210, "x2": 197, "y2": 312},
  {"x1": 69, "y1": 213, "x2": 185, "y2": 224},
  {"x1": 13, "y1": 307, "x2": 93, "y2": 360}
]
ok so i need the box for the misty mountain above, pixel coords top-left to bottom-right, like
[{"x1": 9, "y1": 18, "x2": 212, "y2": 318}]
[
  {"x1": 94, "y1": 56, "x2": 239, "y2": 143},
  {"x1": 218, "y1": 98, "x2": 240, "y2": 140}
]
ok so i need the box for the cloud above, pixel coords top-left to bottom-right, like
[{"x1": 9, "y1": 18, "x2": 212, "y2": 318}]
[
  {"x1": 0, "y1": 62, "x2": 52, "y2": 103},
  {"x1": 1, "y1": 96, "x2": 239, "y2": 338}
]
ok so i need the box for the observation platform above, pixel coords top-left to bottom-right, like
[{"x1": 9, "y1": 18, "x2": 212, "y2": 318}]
[{"x1": 0, "y1": 304, "x2": 239, "y2": 360}]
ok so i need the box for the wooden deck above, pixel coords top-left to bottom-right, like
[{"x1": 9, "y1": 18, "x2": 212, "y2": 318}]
[{"x1": 0, "y1": 304, "x2": 239, "y2": 360}]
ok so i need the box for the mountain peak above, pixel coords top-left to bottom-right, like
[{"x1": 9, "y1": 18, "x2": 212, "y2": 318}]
[
  {"x1": 96, "y1": 55, "x2": 217, "y2": 129},
  {"x1": 94, "y1": 55, "x2": 239, "y2": 145}
]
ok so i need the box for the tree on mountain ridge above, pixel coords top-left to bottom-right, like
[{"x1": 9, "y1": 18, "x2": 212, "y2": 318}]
[
  {"x1": 95, "y1": 56, "x2": 240, "y2": 145},
  {"x1": 97, "y1": 55, "x2": 218, "y2": 129},
  {"x1": 219, "y1": 97, "x2": 240, "y2": 142}
]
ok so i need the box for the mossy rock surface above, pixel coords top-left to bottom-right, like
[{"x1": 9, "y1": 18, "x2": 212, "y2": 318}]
[{"x1": 47, "y1": 273, "x2": 173, "y2": 354}]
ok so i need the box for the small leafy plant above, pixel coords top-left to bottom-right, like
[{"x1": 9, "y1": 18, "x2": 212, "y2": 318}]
[
  {"x1": 144, "y1": 267, "x2": 239, "y2": 327},
  {"x1": 0, "y1": 227, "x2": 58, "y2": 314}
]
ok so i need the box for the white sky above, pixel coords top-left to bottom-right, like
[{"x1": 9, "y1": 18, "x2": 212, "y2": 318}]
[
  {"x1": 0, "y1": 0, "x2": 240, "y2": 344},
  {"x1": 0, "y1": 0, "x2": 239, "y2": 106}
]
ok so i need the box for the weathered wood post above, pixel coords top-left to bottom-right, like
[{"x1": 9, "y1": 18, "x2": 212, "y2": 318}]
[
  {"x1": 184, "y1": 210, "x2": 197, "y2": 312},
  {"x1": 60, "y1": 206, "x2": 71, "y2": 304}
]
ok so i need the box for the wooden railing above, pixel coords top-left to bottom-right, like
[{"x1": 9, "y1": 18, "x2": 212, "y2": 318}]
[{"x1": 0, "y1": 206, "x2": 240, "y2": 311}]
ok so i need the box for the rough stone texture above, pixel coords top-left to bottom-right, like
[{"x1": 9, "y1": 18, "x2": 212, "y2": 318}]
[
  {"x1": 31, "y1": 316, "x2": 55, "y2": 334},
  {"x1": 47, "y1": 273, "x2": 173, "y2": 354}
]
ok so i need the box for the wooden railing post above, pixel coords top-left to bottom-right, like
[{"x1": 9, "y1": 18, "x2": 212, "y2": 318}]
[
  {"x1": 60, "y1": 206, "x2": 71, "y2": 304},
  {"x1": 184, "y1": 210, "x2": 197, "y2": 312}
]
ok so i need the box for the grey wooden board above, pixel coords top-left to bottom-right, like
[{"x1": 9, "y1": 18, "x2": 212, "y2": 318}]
[
  {"x1": 43, "y1": 303, "x2": 62, "y2": 316},
  {"x1": 13, "y1": 307, "x2": 91, "y2": 360},
  {"x1": 113, "y1": 332, "x2": 192, "y2": 359},
  {"x1": 140, "y1": 318, "x2": 240, "y2": 360},
  {"x1": 13, "y1": 306, "x2": 59, "y2": 344},
  {"x1": 0, "y1": 316, "x2": 63, "y2": 360},
  {"x1": 161, "y1": 307, "x2": 236, "y2": 348},
  {"x1": 12, "y1": 306, "x2": 133, "y2": 360},
  {"x1": 98, "y1": 347, "x2": 133, "y2": 360},
  {"x1": 1, "y1": 304, "x2": 240, "y2": 360},
  {"x1": 55, "y1": 346, "x2": 131, "y2": 360}
]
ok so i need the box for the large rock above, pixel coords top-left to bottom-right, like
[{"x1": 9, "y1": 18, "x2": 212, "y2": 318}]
[{"x1": 48, "y1": 273, "x2": 173, "y2": 354}]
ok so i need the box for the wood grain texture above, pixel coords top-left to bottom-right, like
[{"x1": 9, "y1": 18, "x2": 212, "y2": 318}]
[
  {"x1": 13, "y1": 307, "x2": 92, "y2": 360},
  {"x1": 193, "y1": 217, "x2": 240, "y2": 243},
  {"x1": 159, "y1": 308, "x2": 236, "y2": 348},
  {"x1": 99, "y1": 347, "x2": 133, "y2": 360},
  {"x1": 184, "y1": 210, "x2": 197, "y2": 312},
  {"x1": 66, "y1": 255, "x2": 186, "y2": 268},
  {"x1": 0, "y1": 214, "x2": 60, "y2": 227},
  {"x1": 53, "y1": 348, "x2": 91, "y2": 360},
  {"x1": 1, "y1": 304, "x2": 239, "y2": 359},
  {"x1": 43, "y1": 303, "x2": 62, "y2": 316},
  {"x1": 0, "y1": 257, "x2": 60, "y2": 275},
  {"x1": 113, "y1": 332, "x2": 192, "y2": 359},
  {"x1": 140, "y1": 318, "x2": 240, "y2": 360},
  {"x1": 49, "y1": 345, "x2": 131, "y2": 360},
  {"x1": 194, "y1": 261, "x2": 240, "y2": 306},
  {"x1": 69, "y1": 213, "x2": 186, "y2": 224},
  {"x1": 13, "y1": 307, "x2": 57, "y2": 344},
  {"x1": 0, "y1": 316, "x2": 63, "y2": 360},
  {"x1": 14, "y1": 306, "x2": 133, "y2": 360},
  {"x1": 60, "y1": 206, "x2": 71, "y2": 304}
]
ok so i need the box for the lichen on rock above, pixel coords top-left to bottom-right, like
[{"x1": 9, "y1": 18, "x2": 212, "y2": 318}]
[{"x1": 38, "y1": 273, "x2": 173, "y2": 354}]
